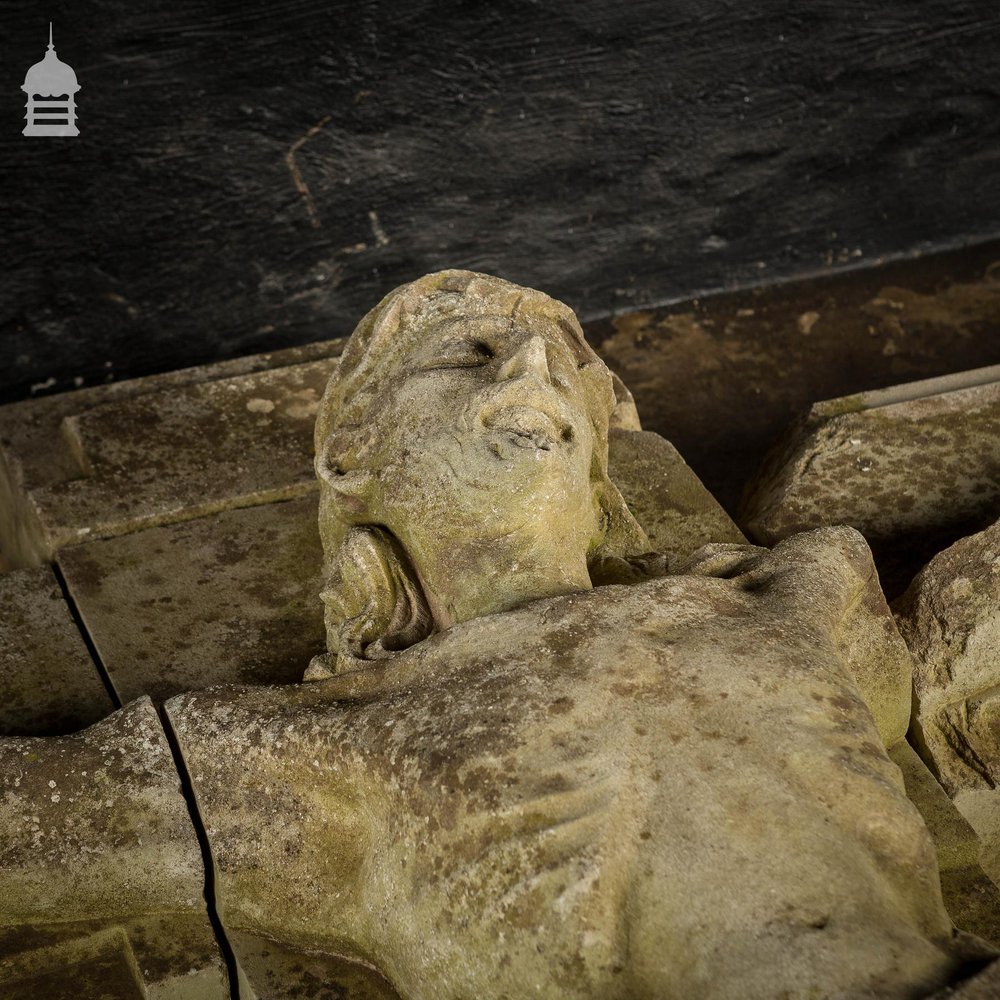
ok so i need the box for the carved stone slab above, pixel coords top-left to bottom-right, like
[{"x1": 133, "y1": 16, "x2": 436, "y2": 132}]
[
  {"x1": 24, "y1": 358, "x2": 337, "y2": 559},
  {"x1": 0, "y1": 341, "x2": 344, "y2": 568},
  {"x1": 607, "y1": 428, "x2": 744, "y2": 566},
  {"x1": 890, "y1": 740, "x2": 1000, "y2": 947}
]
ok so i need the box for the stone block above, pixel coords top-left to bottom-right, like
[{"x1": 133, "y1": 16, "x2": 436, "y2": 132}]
[
  {"x1": 895, "y1": 515, "x2": 1000, "y2": 882},
  {"x1": 608, "y1": 428, "x2": 745, "y2": 566},
  {"x1": 740, "y1": 364, "x2": 1000, "y2": 596},
  {"x1": 22, "y1": 358, "x2": 338, "y2": 561},
  {"x1": 0, "y1": 928, "x2": 146, "y2": 1000},
  {"x1": 0, "y1": 697, "x2": 229, "y2": 999},
  {"x1": 890, "y1": 740, "x2": 1000, "y2": 947},
  {"x1": 0, "y1": 565, "x2": 114, "y2": 737},
  {"x1": 0, "y1": 339, "x2": 343, "y2": 566},
  {"x1": 58, "y1": 495, "x2": 325, "y2": 705}
]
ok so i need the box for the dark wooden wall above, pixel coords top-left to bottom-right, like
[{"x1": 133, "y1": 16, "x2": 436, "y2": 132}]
[{"x1": 3, "y1": 0, "x2": 1000, "y2": 402}]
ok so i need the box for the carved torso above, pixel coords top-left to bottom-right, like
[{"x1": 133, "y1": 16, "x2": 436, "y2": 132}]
[{"x1": 169, "y1": 528, "x2": 972, "y2": 999}]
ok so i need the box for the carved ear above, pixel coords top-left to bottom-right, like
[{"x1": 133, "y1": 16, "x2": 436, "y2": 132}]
[{"x1": 316, "y1": 425, "x2": 378, "y2": 516}]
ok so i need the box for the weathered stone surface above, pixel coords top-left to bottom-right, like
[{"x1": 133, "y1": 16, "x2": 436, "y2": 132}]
[
  {"x1": 7, "y1": 266, "x2": 993, "y2": 997},
  {"x1": 0, "y1": 565, "x2": 113, "y2": 737},
  {"x1": 29, "y1": 358, "x2": 337, "y2": 557},
  {"x1": 51, "y1": 426, "x2": 733, "y2": 707},
  {"x1": 1, "y1": 338, "x2": 345, "y2": 492},
  {"x1": 0, "y1": 927, "x2": 146, "y2": 999},
  {"x1": 229, "y1": 930, "x2": 400, "y2": 1000},
  {"x1": 0, "y1": 343, "x2": 343, "y2": 568},
  {"x1": 890, "y1": 740, "x2": 1000, "y2": 947},
  {"x1": 0, "y1": 697, "x2": 229, "y2": 998},
  {"x1": 608, "y1": 428, "x2": 744, "y2": 567},
  {"x1": 929, "y1": 958, "x2": 1000, "y2": 1000},
  {"x1": 58, "y1": 496, "x2": 325, "y2": 704},
  {"x1": 740, "y1": 365, "x2": 1000, "y2": 596},
  {"x1": 895, "y1": 515, "x2": 1000, "y2": 884},
  {"x1": 607, "y1": 372, "x2": 642, "y2": 432},
  {"x1": 167, "y1": 527, "x2": 981, "y2": 1000}
]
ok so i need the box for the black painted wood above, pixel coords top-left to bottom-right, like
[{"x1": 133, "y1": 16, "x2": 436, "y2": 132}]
[{"x1": 3, "y1": 0, "x2": 1000, "y2": 401}]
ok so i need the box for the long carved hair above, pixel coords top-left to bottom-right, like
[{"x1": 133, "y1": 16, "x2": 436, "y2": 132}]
[{"x1": 310, "y1": 270, "x2": 657, "y2": 676}]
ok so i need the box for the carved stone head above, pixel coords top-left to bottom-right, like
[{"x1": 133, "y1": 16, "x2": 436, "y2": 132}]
[{"x1": 312, "y1": 270, "x2": 652, "y2": 673}]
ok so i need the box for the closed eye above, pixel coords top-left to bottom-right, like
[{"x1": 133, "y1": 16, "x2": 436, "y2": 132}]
[{"x1": 421, "y1": 339, "x2": 494, "y2": 370}]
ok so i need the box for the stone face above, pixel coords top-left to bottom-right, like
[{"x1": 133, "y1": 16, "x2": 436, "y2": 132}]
[
  {"x1": 167, "y1": 527, "x2": 979, "y2": 1000},
  {"x1": 58, "y1": 495, "x2": 325, "y2": 704},
  {"x1": 0, "y1": 697, "x2": 229, "y2": 999},
  {"x1": 895, "y1": 515, "x2": 1000, "y2": 883},
  {"x1": 608, "y1": 428, "x2": 745, "y2": 567},
  {"x1": 740, "y1": 365, "x2": 1000, "y2": 596},
  {"x1": 0, "y1": 342, "x2": 344, "y2": 568},
  {"x1": 311, "y1": 271, "x2": 734, "y2": 672},
  {"x1": 0, "y1": 565, "x2": 114, "y2": 736}
]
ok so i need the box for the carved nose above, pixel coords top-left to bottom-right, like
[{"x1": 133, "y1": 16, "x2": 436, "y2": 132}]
[{"x1": 497, "y1": 336, "x2": 551, "y2": 384}]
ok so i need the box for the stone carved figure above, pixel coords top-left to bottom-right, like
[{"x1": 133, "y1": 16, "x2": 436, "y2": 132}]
[
  {"x1": 165, "y1": 271, "x2": 996, "y2": 999},
  {"x1": 307, "y1": 269, "x2": 660, "y2": 677}
]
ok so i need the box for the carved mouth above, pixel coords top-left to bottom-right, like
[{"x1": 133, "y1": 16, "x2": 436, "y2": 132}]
[{"x1": 481, "y1": 405, "x2": 563, "y2": 451}]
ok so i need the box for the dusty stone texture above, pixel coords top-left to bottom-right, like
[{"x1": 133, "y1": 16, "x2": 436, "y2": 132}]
[
  {"x1": 607, "y1": 428, "x2": 744, "y2": 567},
  {"x1": 607, "y1": 372, "x2": 642, "y2": 432},
  {"x1": 0, "y1": 338, "x2": 345, "y2": 570},
  {"x1": 894, "y1": 515, "x2": 1000, "y2": 884},
  {"x1": 58, "y1": 495, "x2": 325, "y2": 705},
  {"x1": 0, "y1": 565, "x2": 113, "y2": 736},
  {"x1": 166, "y1": 527, "x2": 987, "y2": 1000},
  {"x1": 890, "y1": 740, "x2": 1000, "y2": 948},
  {"x1": 26, "y1": 358, "x2": 338, "y2": 558},
  {"x1": 740, "y1": 366, "x2": 1000, "y2": 597},
  {"x1": 0, "y1": 927, "x2": 146, "y2": 999},
  {"x1": 0, "y1": 697, "x2": 229, "y2": 998},
  {"x1": 52, "y1": 427, "x2": 731, "y2": 707},
  {"x1": 1, "y1": 338, "x2": 346, "y2": 493},
  {"x1": 0, "y1": 349, "x2": 343, "y2": 567}
]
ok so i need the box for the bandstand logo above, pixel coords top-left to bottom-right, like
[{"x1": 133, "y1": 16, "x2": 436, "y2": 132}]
[{"x1": 21, "y1": 23, "x2": 80, "y2": 137}]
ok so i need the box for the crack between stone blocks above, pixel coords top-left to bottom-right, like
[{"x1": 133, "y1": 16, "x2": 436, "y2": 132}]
[
  {"x1": 53, "y1": 558, "x2": 242, "y2": 999},
  {"x1": 51, "y1": 559, "x2": 122, "y2": 711},
  {"x1": 160, "y1": 705, "x2": 243, "y2": 1000}
]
